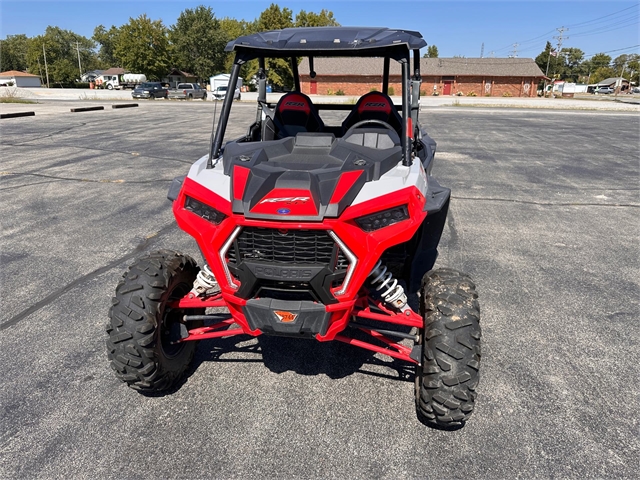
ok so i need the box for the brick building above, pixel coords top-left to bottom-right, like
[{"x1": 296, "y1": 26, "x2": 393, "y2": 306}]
[{"x1": 299, "y1": 57, "x2": 546, "y2": 97}]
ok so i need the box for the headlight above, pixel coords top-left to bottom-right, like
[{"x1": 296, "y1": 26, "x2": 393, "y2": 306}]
[
  {"x1": 355, "y1": 205, "x2": 409, "y2": 232},
  {"x1": 184, "y1": 196, "x2": 227, "y2": 224}
]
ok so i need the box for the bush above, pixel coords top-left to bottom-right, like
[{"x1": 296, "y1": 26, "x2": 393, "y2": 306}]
[
  {"x1": 370, "y1": 87, "x2": 378, "y2": 93},
  {"x1": 467, "y1": 91, "x2": 477, "y2": 96},
  {"x1": 336, "y1": 89, "x2": 345, "y2": 96},
  {"x1": 456, "y1": 91, "x2": 463, "y2": 96},
  {"x1": 502, "y1": 92, "x2": 513, "y2": 97},
  {"x1": 388, "y1": 86, "x2": 395, "y2": 96},
  {"x1": 326, "y1": 88, "x2": 334, "y2": 95}
]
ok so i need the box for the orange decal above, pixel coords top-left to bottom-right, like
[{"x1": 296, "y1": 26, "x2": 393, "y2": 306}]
[{"x1": 274, "y1": 311, "x2": 298, "y2": 323}]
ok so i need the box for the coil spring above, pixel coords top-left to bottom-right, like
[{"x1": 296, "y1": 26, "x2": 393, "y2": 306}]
[
  {"x1": 368, "y1": 260, "x2": 407, "y2": 307},
  {"x1": 190, "y1": 264, "x2": 218, "y2": 297}
]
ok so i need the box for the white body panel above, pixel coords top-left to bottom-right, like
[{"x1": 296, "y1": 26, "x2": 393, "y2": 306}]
[
  {"x1": 188, "y1": 155, "x2": 231, "y2": 201},
  {"x1": 351, "y1": 158, "x2": 428, "y2": 205}
]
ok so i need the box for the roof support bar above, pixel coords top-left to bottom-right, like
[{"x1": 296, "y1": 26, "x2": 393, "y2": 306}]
[
  {"x1": 291, "y1": 56, "x2": 300, "y2": 92},
  {"x1": 256, "y1": 57, "x2": 266, "y2": 124},
  {"x1": 410, "y1": 49, "x2": 422, "y2": 137},
  {"x1": 382, "y1": 57, "x2": 390, "y2": 94},
  {"x1": 209, "y1": 60, "x2": 242, "y2": 166},
  {"x1": 401, "y1": 58, "x2": 412, "y2": 167}
]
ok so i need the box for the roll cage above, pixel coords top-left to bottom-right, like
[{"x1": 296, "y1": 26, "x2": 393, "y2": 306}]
[{"x1": 208, "y1": 27, "x2": 427, "y2": 169}]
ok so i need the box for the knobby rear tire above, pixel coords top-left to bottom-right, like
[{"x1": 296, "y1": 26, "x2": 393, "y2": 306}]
[
  {"x1": 416, "y1": 268, "x2": 481, "y2": 428},
  {"x1": 106, "y1": 250, "x2": 203, "y2": 394}
]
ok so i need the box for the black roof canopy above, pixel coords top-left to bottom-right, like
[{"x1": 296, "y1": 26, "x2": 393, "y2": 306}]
[{"x1": 225, "y1": 27, "x2": 427, "y2": 58}]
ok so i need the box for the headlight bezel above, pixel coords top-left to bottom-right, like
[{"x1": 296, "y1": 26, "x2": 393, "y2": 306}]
[{"x1": 354, "y1": 205, "x2": 410, "y2": 232}]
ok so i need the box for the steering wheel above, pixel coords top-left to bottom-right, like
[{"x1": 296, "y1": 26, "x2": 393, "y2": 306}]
[{"x1": 344, "y1": 119, "x2": 395, "y2": 137}]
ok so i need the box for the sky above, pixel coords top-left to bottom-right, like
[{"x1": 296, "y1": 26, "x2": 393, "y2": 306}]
[{"x1": 1, "y1": 0, "x2": 639, "y2": 60}]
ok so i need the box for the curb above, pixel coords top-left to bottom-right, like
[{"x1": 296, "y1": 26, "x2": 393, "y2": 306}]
[
  {"x1": 70, "y1": 106, "x2": 105, "y2": 113},
  {"x1": 0, "y1": 111, "x2": 35, "y2": 119}
]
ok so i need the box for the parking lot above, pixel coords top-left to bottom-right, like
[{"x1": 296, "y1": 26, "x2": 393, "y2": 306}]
[{"x1": 1, "y1": 101, "x2": 638, "y2": 478}]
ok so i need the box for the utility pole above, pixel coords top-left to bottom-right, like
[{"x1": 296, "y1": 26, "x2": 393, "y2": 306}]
[
  {"x1": 615, "y1": 63, "x2": 626, "y2": 98},
  {"x1": 480, "y1": 42, "x2": 484, "y2": 58},
  {"x1": 549, "y1": 26, "x2": 568, "y2": 97},
  {"x1": 510, "y1": 43, "x2": 519, "y2": 58},
  {"x1": 552, "y1": 26, "x2": 568, "y2": 77},
  {"x1": 42, "y1": 43, "x2": 50, "y2": 88},
  {"x1": 74, "y1": 41, "x2": 83, "y2": 79}
]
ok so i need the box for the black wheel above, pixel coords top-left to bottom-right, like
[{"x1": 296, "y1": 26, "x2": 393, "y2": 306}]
[
  {"x1": 415, "y1": 268, "x2": 481, "y2": 428},
  {"x1": 107, "y1": 84, "x2": 113, "y2": 90},
  {"x1": 188, "y1": 94, "x2": 193, "y2": 100},
  {"x1": 106, "y1": 250, "x2": 204, "y2": 393},
  {"x1": 202, "y1": 93, "x2": 207, "y2": 101}
]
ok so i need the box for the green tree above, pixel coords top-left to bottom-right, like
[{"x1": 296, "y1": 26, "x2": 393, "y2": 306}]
[
  {"x1": 169, "y1": 6, "x2": 227, "y2": 81},
  {"x1": 590, "y1": 66, "x2": 616, "y2": 84},
  {"x1": 256, "y1": 4, "x2": 294, "y2": 88},
  {"x1": 423, "y1": 45, "x2": 438, "y2": 58},
  {"x1": 26, "y1": 27, "x2": 97, "y2": 85},
  {"x1": 581, "y1": 53, "x2": 612, "y2": 83},
  {"x1": 295, "y1": 9, "x2": 339, "y2": 27},
  {"x1": 535, "y1": 41, "x2": 554, "y2": 76},
  {"x1": 556, "y1": 47, "x2": 584, "y2": 82},
  {"x1": 220, "y1": 18, "x2": 257, "y2": 82},
  {"x1": 93, "y1": 25, "x2": 121, "y2": 67},
  {"x1": 115, "y1": 15, "x2": 171, "y2": 80},
  {"x1": 0, "y1": 34, "x2": 31, "y2": 72},
  {"x1": 610, "y1": 53, "x2": 639, "y2": 85}
]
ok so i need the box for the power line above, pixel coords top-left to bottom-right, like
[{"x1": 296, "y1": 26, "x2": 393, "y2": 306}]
[
  {"x1": 582, "y1": 44, "x2": 640, "y2": 58},
  {"x1": 566, "y1": 4, "x2": 638, "y2": 28}
]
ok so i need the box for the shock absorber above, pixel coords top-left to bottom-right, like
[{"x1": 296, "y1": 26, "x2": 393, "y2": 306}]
[
  {"x1": 189, "y1": 264, "x2": 219, "y2": 298},
  {"x1": 368, "y1": 260, "x2": 409, "y2": 312}
]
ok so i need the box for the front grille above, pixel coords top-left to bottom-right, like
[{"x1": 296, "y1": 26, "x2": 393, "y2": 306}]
[{"x1": 229, "y1": 227, "x2": 337, "y2": 265}]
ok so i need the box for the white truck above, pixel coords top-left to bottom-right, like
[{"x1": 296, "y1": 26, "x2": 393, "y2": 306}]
[
  {"x1": 210, "y1": 74, "x2": 243, "y2": 98},
  {"x1": 99, "y1": 73, "x2": 147, "y2": 90}
]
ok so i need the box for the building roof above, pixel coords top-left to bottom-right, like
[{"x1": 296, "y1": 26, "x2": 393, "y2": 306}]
[
  {"x1": 167, "y1": 69, "x2": 196, "y2": 77},
  {"x1": 101, "y1": 67, "x2": 126, "y2": 75},
  {"x1": 0, "y1": 70, "x2": 40, "y2": 77},
  {"x1": 597, "y1": 77, "x2": 628, "y2": 86},
  {"x1": 299, "y1": 57, "x2": 546, "y2": 78},
  {"x1": 226, "y1": 27, "x2": 426, "y2": 55}
]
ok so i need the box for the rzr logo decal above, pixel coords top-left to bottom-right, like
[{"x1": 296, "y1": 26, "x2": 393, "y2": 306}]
[
  {"x1": 259, "y1": 197, "x2": 310, "y2": 204},
  {"x1": 364, "y1": 102, "x2": 388, "y2": 108},
  {"x1": 285, "y1": 101, "x2": 306, "y2": 107},
  {"x1": 274, "y1": 311, "x2": 298, "y2": 323}
]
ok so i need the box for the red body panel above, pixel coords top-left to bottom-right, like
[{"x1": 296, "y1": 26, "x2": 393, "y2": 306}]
[{"x1": 173, "y1": 176, "x2": 427, "y2": 341}]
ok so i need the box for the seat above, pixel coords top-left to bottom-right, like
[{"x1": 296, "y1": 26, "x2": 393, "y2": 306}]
[
  {"x1": 341, "y1": 91, "x2": 403, "y2": 136},
  {"x1": 273, "y1": 92, "x2": 324, "y2": 138}
]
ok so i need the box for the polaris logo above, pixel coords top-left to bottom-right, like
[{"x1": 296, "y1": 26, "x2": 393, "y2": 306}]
[
  {"x1": 285, "y1": 101, "x2": 306, "y2": 107},
  {"x1": 259, "y1": 197, "x2": 310, "y2": 204},
  {"x1": 254, "y1": 266, "x2": 314, "y2": 279}
]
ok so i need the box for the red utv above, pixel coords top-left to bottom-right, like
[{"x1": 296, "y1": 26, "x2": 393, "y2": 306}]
[{"x1": 106, "y1": 27, "x2": 481, "y2": 428}]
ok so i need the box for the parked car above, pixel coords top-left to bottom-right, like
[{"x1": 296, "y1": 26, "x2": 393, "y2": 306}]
[
  {"x1": 594, "y1": 86, "x2": 614, "y2": 94},
  {"x1": 168, "y1": 83, "x2": 207, "y2": 100},
  {"x1": 632, "y1": 87, "x2": 640, "y2": 94},
  {"x1": 132, "y1": 82, "x2": 168, "y2": 99},
  {"x1": 212, "y1": 85, "x2": 241, "y2": 101}
]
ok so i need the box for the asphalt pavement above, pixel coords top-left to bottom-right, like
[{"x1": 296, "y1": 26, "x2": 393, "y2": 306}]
[{"x1": 0, "y1": 101, "x2": 638, "y2": 478}]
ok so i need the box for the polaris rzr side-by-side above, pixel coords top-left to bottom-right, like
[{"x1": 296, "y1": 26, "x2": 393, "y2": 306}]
[{"x1": 106, "y1": 27, "x2": 481, "y2": 428}]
